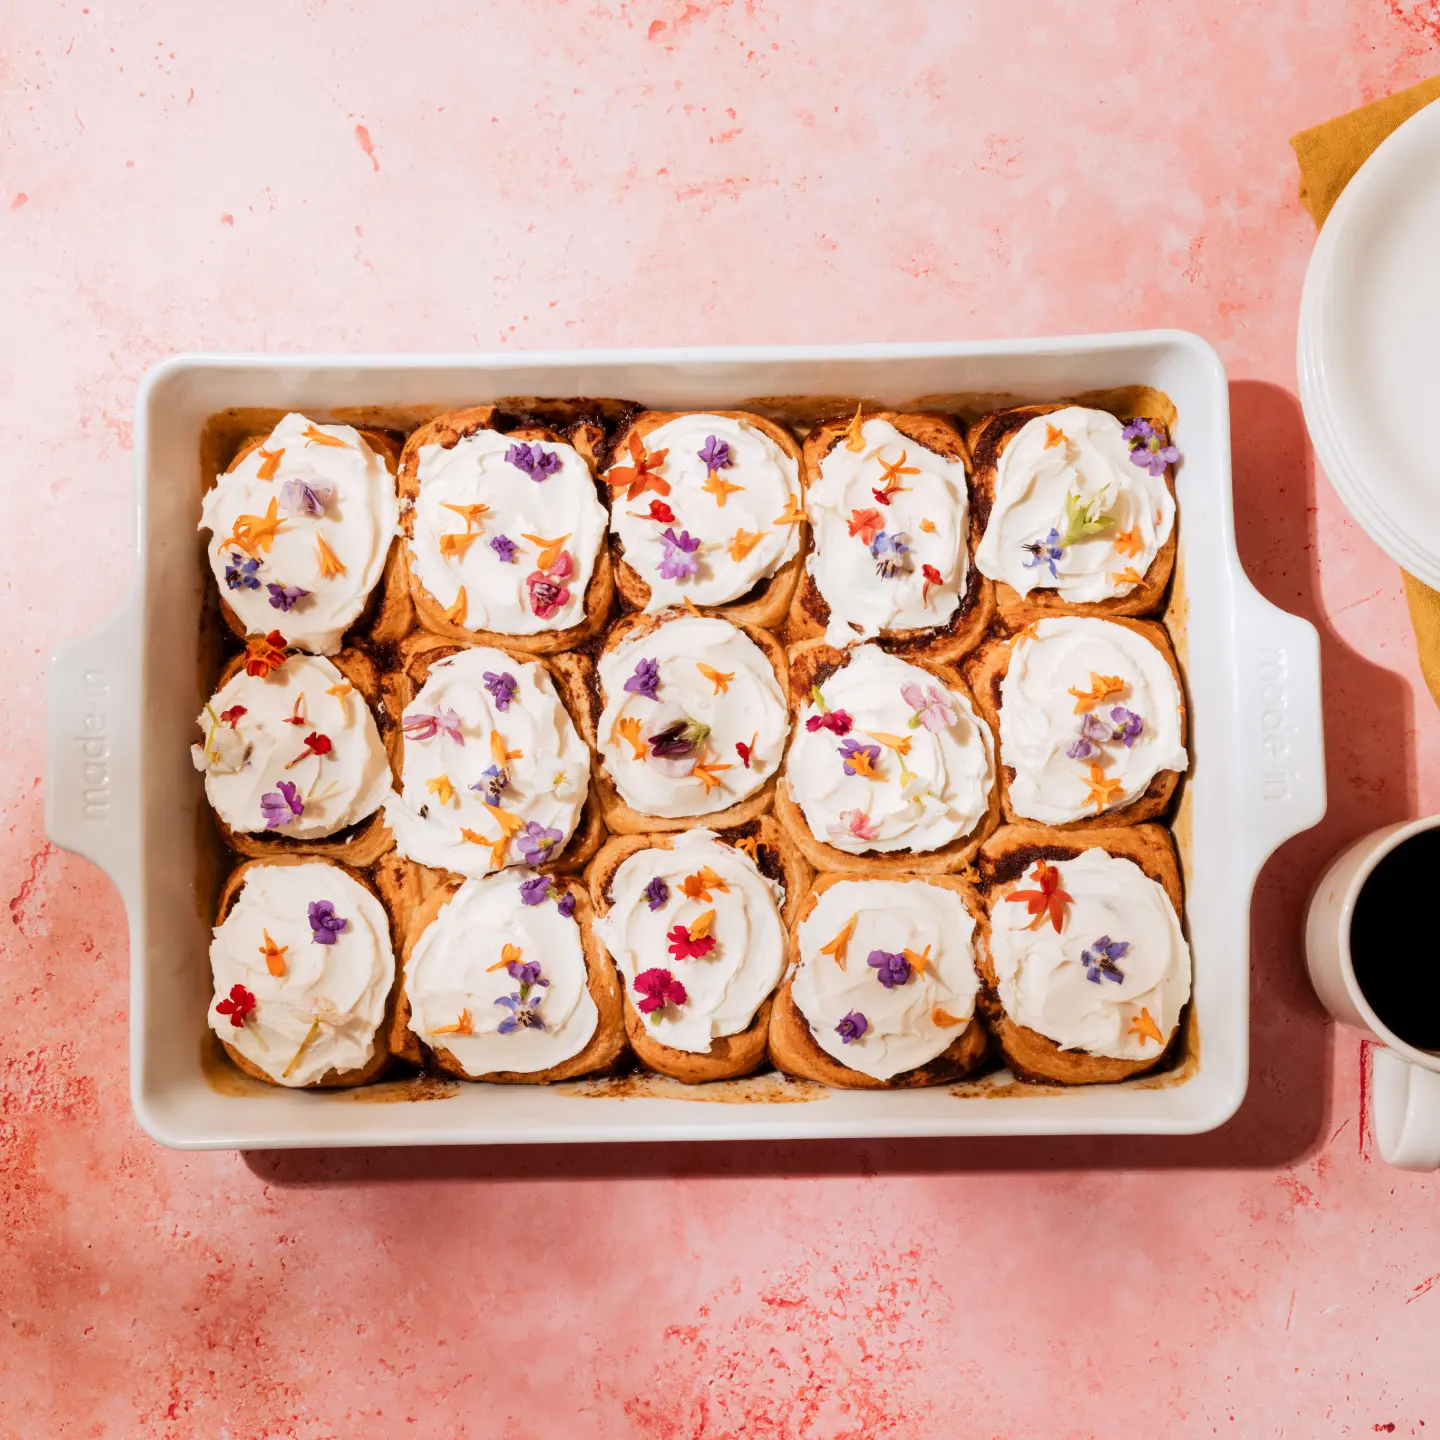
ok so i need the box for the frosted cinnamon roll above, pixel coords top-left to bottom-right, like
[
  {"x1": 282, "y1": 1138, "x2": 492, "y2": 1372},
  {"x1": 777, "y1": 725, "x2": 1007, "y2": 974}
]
[{"x1": 200, "y1": 413, "x2": 401, "y2": 654}]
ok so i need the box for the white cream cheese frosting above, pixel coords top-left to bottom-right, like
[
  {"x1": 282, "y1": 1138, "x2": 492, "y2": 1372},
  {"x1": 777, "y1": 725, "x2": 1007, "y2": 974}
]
[
  {"x1": 404, "y1": 869, "x2": 599, "y2": 1075},
  {"x1": 384, "y1": 647, "x2": 590, "y2": 878},
  {"x1": 208, "y1": 860, "x2": 395, "y2": 1087},
  {"x1": 792, "y1": 878, "x2": 981, "y2": 1081},
  {"x1": 975, "y1": 406, "x2": 1175, "y2": 603},
  {"x1": 191, "y1": 653, "x2": 392, "y2": 839},
  {"x1": 199, "y1": 412, "x2": 400, "y2": 654},
  {"x1": 988, "y1": 848, "x2": 1190, "y2": 1060},
  {"x1": 786, "y1": 645, "x2": 993, "y2": 855},
  {"x1": 999, "y1": 618, "x2": 1187, "y2": 824},
  {"x1": 605, "y1": 414, "x2": 802, "y2": 610},
  {"x1": 408, "y1": 426, "x2": 607, "y2": 635},
  {"x1": 595, "y1": 829, "x2": 786, "y2": 1053},
  {"x1": 596, "y1": 615, "x2": 789, "y2": 820},
  {"x1": 804, "y1": 418, "x2": 971, "y2": 646}
]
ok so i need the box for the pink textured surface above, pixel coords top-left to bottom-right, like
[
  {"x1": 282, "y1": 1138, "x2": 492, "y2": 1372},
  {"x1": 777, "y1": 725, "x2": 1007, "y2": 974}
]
[{"x1": 4, "y1": 2, "x2": 1440, "y2": 1435}]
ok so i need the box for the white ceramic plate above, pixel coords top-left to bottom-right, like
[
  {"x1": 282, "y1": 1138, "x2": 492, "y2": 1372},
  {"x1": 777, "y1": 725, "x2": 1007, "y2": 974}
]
[
  {"x1": 1298, "y1": 98, "x2": 1440, "y2": 588},
  {"x1": 44, "y1": 336, "x2": 1325, "y2": 1149}
]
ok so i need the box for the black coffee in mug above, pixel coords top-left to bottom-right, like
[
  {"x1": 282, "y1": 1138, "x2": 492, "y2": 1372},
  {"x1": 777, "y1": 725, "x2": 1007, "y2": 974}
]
[{"x1": 1350, "y1": 829, "x2": 1440, "y2": 1051}]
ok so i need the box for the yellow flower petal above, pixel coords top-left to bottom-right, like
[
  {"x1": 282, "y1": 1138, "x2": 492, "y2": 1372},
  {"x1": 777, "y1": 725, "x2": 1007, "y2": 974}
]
[{"x1": 426, "y1": 773, "x2": 455, "y2": 806}]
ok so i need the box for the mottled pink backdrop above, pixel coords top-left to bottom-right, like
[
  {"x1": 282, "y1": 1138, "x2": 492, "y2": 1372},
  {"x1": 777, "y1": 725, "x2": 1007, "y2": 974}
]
[{"x1": 4, "y1": 1, "x2": 1440, "y2": 1435}]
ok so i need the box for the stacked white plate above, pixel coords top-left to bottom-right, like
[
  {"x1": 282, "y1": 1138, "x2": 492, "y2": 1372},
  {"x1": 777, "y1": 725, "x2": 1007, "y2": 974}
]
[{"x1": 1298, "y1": 98, "x2": 1440, "y2": 588}]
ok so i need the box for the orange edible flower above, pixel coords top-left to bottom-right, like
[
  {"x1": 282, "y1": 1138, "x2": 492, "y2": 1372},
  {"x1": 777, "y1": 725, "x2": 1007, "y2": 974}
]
[
  {"x1": 691, "y1": 755, "x2": 733, "y2": 794},
  {"x1": 696, "y1": 662, "x2": 734, "y2": 695},
  {"x1": 903, "y1": 944, "x2": 931, "y2": 976},
  {"x1": 1044, "y1": 423, "x2": 1066, "y2": 450},
  {"x1": 255, "y1": 445, "x2": 284, "y2": 480},
  {"x1": 431, "y1": 1008, "x2": 474, "y2": 1036},
  {"x1": 608, "y1": 432, "x2": 671, "y2": 502},
  {"x1": 613, "y1": 716, "x2": 647, "y2": 760},
  {"x1": 490, "y1": 731, "x2": 523, "y2": 764},
  {"x1": 842, "y1": 401, "x2": 867, "y2": 453},
  {"x1": 864, "y1": 730, "x2": 912, "y2": 757},
  {"x1": 459, "y1": 827, "x2": 490, "y2": 846},
  {"x1": 1082, "y1": 763, "x2": 1125, "y2": 815},
  {"x1": 931, "y1": 1005, "x2": 965, "y2": 1028},
  {"x1": 1129, "y1": 1008, "x2": 1164, "y2": 1047},
  {"x1": 728, "y1": 528, "x2": 764, "y2": 561},
  {"x1": 701, "y1": 471, "x2": 744, "y2": 505},
  {"x1": 488, "y1": 942, "x2": 525, "y2": 972},
  {"x1": 439, "y1": 530, "x2": 482, "y2": 561},
  {"x1": 244, "y1": 630, "x2": 288, "y2": 677},
  {"x1": 441, "y1": 587, "x2": 467, "y2": 625},
  {"x1": 1112, "y1": 526, "x2": 1143, "y2": 558},
  {"x1": 303, "y1": 423, "x2": 350, "y2": 448},
  {"x1": 918, "y1": 517, "x2": 937, "y2": 534},
  {"x1": 734, "y1": 835, "x2": 761, "y2": 863},
  {"x1": 440, "y1": 502, "x2": 490, "y2": 532},
  {"x1": 1005, "y1": 860, "x2": 1073, "y2": 934},
  {"x1": 325, "y1": 680, "x2": 353, "y2": 701},
  {"x1": 772, "y1": 495, "x2": 806, "y2": 526},
  {"x1": 680, "y1": 866, "x2": 730, "y2": 902},
  {"x1": 1068, "y1": 672, "x2": 1125, "y2": 714},
  {"x1": 873, "y1": 447, "x2": 920, "y2": 500},
  {"x1": 426, "y1": 773, "x2": 455, "y2": 806},
  {"x1": 221, "y1": 496, "x2": 286, "y2": 556},
  {"x1": 522, "y1": 533, "x2": 571, "y2": 571},
  {"x1": 1109, "y1": 566, "x2": 1144, "y2": 587},
  {"x1": 687, "y1": 909, "x2": 717, "y2": 941},
  {"x1": 847, "y1": 507, "x2": 884, "y2": 546},
  {"x1": 315, "y1": 533, "x2": 346, "y2": 578},
  {"x1": 819, "y1": 914, "x2": 857, "y2": 969},
  {"x1": 258, "y1": 930, "x2": 288, "y2": 977},
  {"x1": 483, "y1": 801, "x2": 524, "y2": 838},
  {"x1": 488, "y1": 836, "x2": 510, "y2": 871},
  {"x1": 845, "y1": 747, "x2": 879, "y2": 779}
]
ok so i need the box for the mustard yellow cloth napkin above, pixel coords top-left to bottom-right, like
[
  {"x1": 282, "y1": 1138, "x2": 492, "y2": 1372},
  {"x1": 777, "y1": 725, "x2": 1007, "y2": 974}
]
[{"x1": 1291, "y1": 77, "x2": 1440, "y2": 704}]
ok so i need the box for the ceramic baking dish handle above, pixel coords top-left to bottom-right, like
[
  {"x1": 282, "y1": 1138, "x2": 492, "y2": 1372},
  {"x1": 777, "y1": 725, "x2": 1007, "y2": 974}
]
[
  {"x1": 1232, "y1": 581, "x2": 1326, "y2": 871},
  {"x1": 44, "y1": 594, "x2": 142, "y2": 907}
]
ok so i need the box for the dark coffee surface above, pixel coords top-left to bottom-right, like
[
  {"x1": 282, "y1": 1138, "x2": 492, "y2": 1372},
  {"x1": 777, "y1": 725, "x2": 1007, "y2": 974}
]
[{"x1": 1350, "y1": 831, "x2": 1440, "y2": 1051}]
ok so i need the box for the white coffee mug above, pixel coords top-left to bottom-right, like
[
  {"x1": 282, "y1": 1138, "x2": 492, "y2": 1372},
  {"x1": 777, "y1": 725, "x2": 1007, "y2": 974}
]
[{"x1": 1305, "y1": 816, "x2": 1440, "y2": 1171}]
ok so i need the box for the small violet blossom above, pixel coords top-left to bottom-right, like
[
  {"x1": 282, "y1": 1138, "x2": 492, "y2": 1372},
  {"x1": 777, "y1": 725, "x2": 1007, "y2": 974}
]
[
  {"x1": 867, "y1": 949, "x2": 912, "y2": 989},
  {"x1": 505, "y1": 442, "x2": 562, "y2": 482},
  {"x1": 698, "y1": 435, "x2": 732, "y2": 471},
  {"x1": 279, "y1": 478, "x2": 332, "y2": 517},
  {"x1": 490, "y1": 534, "x2": 519, "y2": 564},
  {"x1": 519, "y1": 874, "x2": 555, "y2": 906},
  {"x1": 1066, "y1": 712, "x2": 1114, "y2": 761},
  {"x1": 307, "y1": 899, "x2": 348, "y2": 946},
  {"x1": 1022, "y1": 529, "x2": 1065, "y2": 580},
  {"x1": 623, "y1": 656, "x2": 660, "y2": 702},
  {"x1": 557, "y1": 892, "x2": 576, "y2": 918},
  {"x1": 266, "y1": 582, "x2": 309, "y2": 612},
  {"x1": 472, "y1": 763, "x2": 509, "y2": 801},
  {"x1": 643, "y1": 876, "x2": 669, "y2": 912},
  {"x1": 1122, "y1": 418, "x2": 1180, "y2": 477},
  {"x1": 835, "y1": 1010, "x2": 868, "y2": 1045},
  {"x1": 1081, "y1": 935, "x2": 1129, "y2": 985},
  {"x1": 1110, "y1": 706, "x2": 1144, "y2": 748},
  {"x1": 496, "y1": 992, "x2": 546, "y2": 1032},
  {"x1": 259, "y1": 779, "x2": 303, "y2": 829},
  {"x1": 483, "y1": 670, "x2": 518, "y2": 712},
  {"x1": 225, "y1": 552, "x2": 261, "y2": 591},
  {"x1": 647, "y1": 718, "x2": 708, "y2": 760},
  {"x1": 517, "y1": 821, "x2": 564, "y2": 865},
  {"x1": 657, "y1": 527, "x2": 701, "y2": 582},
  {"x1": 403, "y1": 707, "x2": 464, "y2": 744},
  {"x1": 870, "y1": 530, "x2": 912, "y2": 579}
]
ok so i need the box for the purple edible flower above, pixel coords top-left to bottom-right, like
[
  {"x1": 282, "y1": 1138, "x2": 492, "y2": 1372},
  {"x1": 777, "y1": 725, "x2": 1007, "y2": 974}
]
[
  {"x1": 643, "y1": 876, "x2": 669, "y2": 912},
  {"x1": 517, "y1": 821, "x2": 564, "y2": 865},
  {"x1": 557, "y1": 892, "x2": 576, "y2": 918},
  {"x1": 490, "y1": 533, "x2": 519, "y2": 564},
  {"x1": 698, "y1": 434, "x2": 732, "y2": 471},
  {"x1": 403, "y1": 707, "x2": 464, "y2": 744},
  {"x1": 1110, "y1": 706, "x2": 1144, "y2": 748},
  {"x1": 623, "y1": 656, "x2": 661, "y2": 702},
  {"x1": 646, "y1": 718, "x2": 708, "y2": 759},
  {"x1": 505, "y1": 442, "x2": 562, "y2": 482},
  {"x1": 472, "y1": 763, "x2": 509, "y2": 801},
  {"x1": 225, "y1": 552, "x2": 261, "y2": 591},
  {"x1": 496, "y1": 992, "x2": 546, "y2": 1033},
  {"x1": 279, "y1": 478, "x2": 332, "y2": 517},
  {"x1": 835, "y1": 1010, "x2": 868, "y2": 1045},
  {"x1": 1122, "y1": 418, "x2": 1180, "y2": 477},
  {"x1": 838, "y1": 737, "x2": 881, "y2": 776},
  {"x1": 483, "y1": 670, "x2": 518, "y2": 711},
  {"x1": 870, "y1": 530, "x2": 912, "y2": 579},
  {"x1": 266, "y1": 582, "x2": 310, "y2": 612},
  {"x1": 1022, "y1": 529, "x2": 1064, "y2": 580},
  {"x1": 1066, "y1": 712, "x2": 1114, "y2": 761},
  {"x1": 506, "y1": 958, "x2": 549, "y2": 988},
  {"x1": 657, "y1": 527, "x2": 701, "y2": 582},
  {"x1": 519, "y1": 874, "x2": 554, "y2": 906},
  {"x1": 1081, "y1": 935, "x2": 1129, "y2": 985},
  {"x1": 867, "y1": 949, "x2": 912, "y2": 989},
  {"x1": 259, "y1": 779, "x2": 304, "y2": 829},
  {"x1": 307, "y1": 898, "x2": 348, "y2": 946}
]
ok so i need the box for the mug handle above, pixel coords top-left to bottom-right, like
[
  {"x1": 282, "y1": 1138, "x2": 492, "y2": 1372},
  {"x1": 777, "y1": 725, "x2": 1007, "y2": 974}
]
[{"x1": 1371, "y1": 1047, "x2": 1440, "y2": 1171}]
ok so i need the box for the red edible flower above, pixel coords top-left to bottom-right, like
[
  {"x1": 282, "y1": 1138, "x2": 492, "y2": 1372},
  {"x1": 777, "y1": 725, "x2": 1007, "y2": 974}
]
[
  {"x1": 847, "y1": 508, "x2": 884, "y2": 546},
  {"x1": 244, "y1": 630, "x2": 288, "y2": 678},
  {"x1": 632, "y1": 498, "x2": 676, "y2": 524},
  {"x1": 805, "y1": 709, "x2": 853, "y2": 736},
  {"x1": 303, "y1": 731, "x2": 332, "y2": 757},
  {"x1": 1005, "y1": 861, "x2": 1073, "y2": 934},
  {"x1": 215, "y1": 983, "x2": 257, "y2": 1028},
  {"x1": 735, "y1": 731, "x2": 757, "y2": 769},
  {"x1": 921, "y1": 563, "x2": 943, "y2": 605},
  {"x1": 219, "y1": 705, "x2": 247, "y2": 727},
  {"x1": 667, "y1": 922, "x2": 717, "y2": 962},
  {"x1": 633, "y1": 967, "x2": 688, "y2": 1015}
]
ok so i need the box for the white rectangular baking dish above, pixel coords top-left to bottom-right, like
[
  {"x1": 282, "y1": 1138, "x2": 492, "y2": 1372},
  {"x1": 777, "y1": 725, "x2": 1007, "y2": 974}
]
[{"x1": 44, "y1": 334, "x2": 1325, "y2": 1149}]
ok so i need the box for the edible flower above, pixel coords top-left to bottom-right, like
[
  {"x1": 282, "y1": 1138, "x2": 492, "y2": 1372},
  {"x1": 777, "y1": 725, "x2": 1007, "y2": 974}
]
[
  {"x1": 1122, "y1": 418, "x2": 1179, "y2": 476},
  {"x1": 315, "y1": 533, "x2": 346, "y2": 578},
  {"x1": 557, "y1": 892, "x2": 576, "y2": 917},
  {"x1": 863, "y1": 730, "x2": 912, "y2": 757},
  {"x1": 523, "y1": 532, "x2": 571, "y2": 571},
  {"x1": 490, "y1": 731, "x2": 523, "y2": 765},
  {"x1": 1081, "y1": 935, "x2": 1128, "y2": 985},
  {"x1": 819, "y1": 914, "x2": 857, "y2": 968},
  {"x1": 1006, "y1": 860, "x2": 1072, "y2": 933},
  {"x1": 921, "y1": 563, "x2": 943, "y2": 605},
  {"x1": 244, "y1": 630, "x2": 288, "y2": 677},
  {"x1": 680, "y1": 866, "x2": 729, "y2": 902},
  {"x1": 835, "y1": 1010, "x2": 868, "y2": 1044},
  {"x1": 431, "y1": 1008, "x2": 474, "y2": 1036},
  {"x1": 286, "y1": 730, "x2": 332, "y2": 768},
  {"x1": 690, "y1": 754, "x2": 733, "y2": 794},
  {"x1": 657, "y1": 527, "x2": 701, "y2": 582},
  {"x1": 496, "y1": 992, "x2": 546, "y2": 1033},
  {"x1": 1066, "y1": 712, "x2": 1114, "y2": 761},
  {"x1": 608, "y1": 432, "x2": 671, "y2": 502},
  {"x1": 473, "y1": 763, "x2": 509, "y2": 801},
  {"x1": 647, "y1": 717, "x2": 709, "y2": 759},
  {"x1": 302, "y1": 423, "x2": 349, "y2": 448},
  {"x1": 267, "y1": 582, "x2": 310, "y2": 612},
  {"x1": 222, "y1": 497, "x2": 286, "y2": 556},
  {"x1": 1044, "y1": 423, "x2": 1067, "y2": 450},
  {"x1": 483, "y1": 670, "x2": 518, "y2": 711},
  {"x1": 867, "y1": 949, "x2": 912, "y2": 989},
  {"x1": 696, "y1": 662, "x2": 733, "y2": 695},
  {"x1": 1061, "y1": 490, "x2": 1115, "y2": 548},
  {"x1": 872, "y1": 448, "x2": 919, "y2": 505},
  {"x1": 630, "y1": 498, "x2": 677, "y2": 523},
  {"x1": 1109, "y1": 566, "x2": 1145, "y2": 587},
  {"x1": 258, "y1": 931, "x2": 288, "y2": 977},
  {"x1": 520, "y1": 874, "x2": 561, "y2": 907},
  {"x1": 870, "y1": 530, "x2": 912, "y2": 578},
  {"x1": 728, "y1": 528, "x2": 764, "y2": 561},
  {"x1": 215, "y1": 983, "x2": 256, "y2": 1028},
  {"x1": 702, "y1": 471, "x2": 744, "y2": 505},
  {"x1": 255, "y1": 445, "x2": 285, "y2": 480},
  {"x1": 425, "y1": 773, "x2": 456, "y2": 806},
  {"x1": 440, "y1": 502, "x2": 491, "y2": 532},
  {"x1": 613, "y1": 716, "x2": 648, "y2": 760},
  {"x1": 1112, "y1": 526, "x2": 1143, "y2": 558},
  {"x1": 1022, "y1": 529, "x2": 1064, "y2": 579},
  {"x1": 279, "y1": 478, "x2": 331, "y2": 517},
  {"x1": 442, "y1": 588, "x2": 467, "y2": 625},
  {"x1": 643, "y1": 876, "x2": 669, "y2": 912},
  {"x1": 490, "y1": 534, "x2": 518, "y2": 563},
  {"x1": 624, "y1": 657, "x2": 660, "y2": 702},
  {"x1": 260, "y1": 780, "x2": 304, "y2": 828},
  {"x1": 735, "y1": 732, "x2": 757, "y2": 768},
  {"x1": 734, "y1": 835, "x2": 761, "y2": 863},
  {"x1": 806, "y1": 708, "x2": 853, "y2": 737},
  {"x1": 848, "y1": 507, "x2": 884, "y2": 546},
  {"x1": 698, "y1": 434, "x2": 732, "y2": 472},
  {"x1": 901, "y1": 681, "x2": 957, "y2": 732},
  {"x1": 1068, "y1": 673, "x2": 1125, "y2": 714},
  {"x1": 403, "y1": 708, "x2": 464, "y2": 744},
  {"x1": 918, "y1": 517, "x2": 937, "y2": 534},
  {"x1": 827, "y1": 808, "x2": 879, "y2": 843},
  {"x1": 225, "y1": 553, "x2": 261, "y2": 591},
  {"x1": 772, "y1": 495, "x2": 806, "y2": 526},
  {"x1": 667, "y1": 915, "x2": 717, "y2": 961},
  {"x1": 325, "y1": 681, "x2": 352, "y2": 703},
  {"x1": 219, "y1": 705, "x2": 247, "y2": 727},
  {"x1": 526, "y1": 550, "x2": 574, "y2": 619},
  {"x1": 307, "y1": 899, "x2": 348, "y2": 945},
  {"x1": 1128, "y1": 1007, "x2": 1165, "y2": 1046},
  {"x1": 842, "y1": 402, "x2": 867, "y2": 453},
  {"x1": 439, "y1": 530, "x2": 482, "y2": 561},
  {"x1": 506, "y1": 442, "x2": 562, "y2": 482},
  {"x1": 283, "y1": 694, "x2": 308, "y2": 727},
  {"x1": 1110, "y1": 706, "x2": 1143, "y2": 747},
  {"x1": 931, "y1": 1006, "x2": 966, "y2": 1028},
  {"x1": 837, "y1": 737, "x2": 881, "y2": 778},
  {"x1": 517, "y1": 821, "x2": 564, "y2": 865},
  {"x1": 1082, "y1": 762, "x2": 1125, "y2": 814},
  {"x1": 903, "y1": 944, "x2": 931, "y2": 976},
  {"x1": 633, "y1": 967, "x2": 687, "y2": 1019}
]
